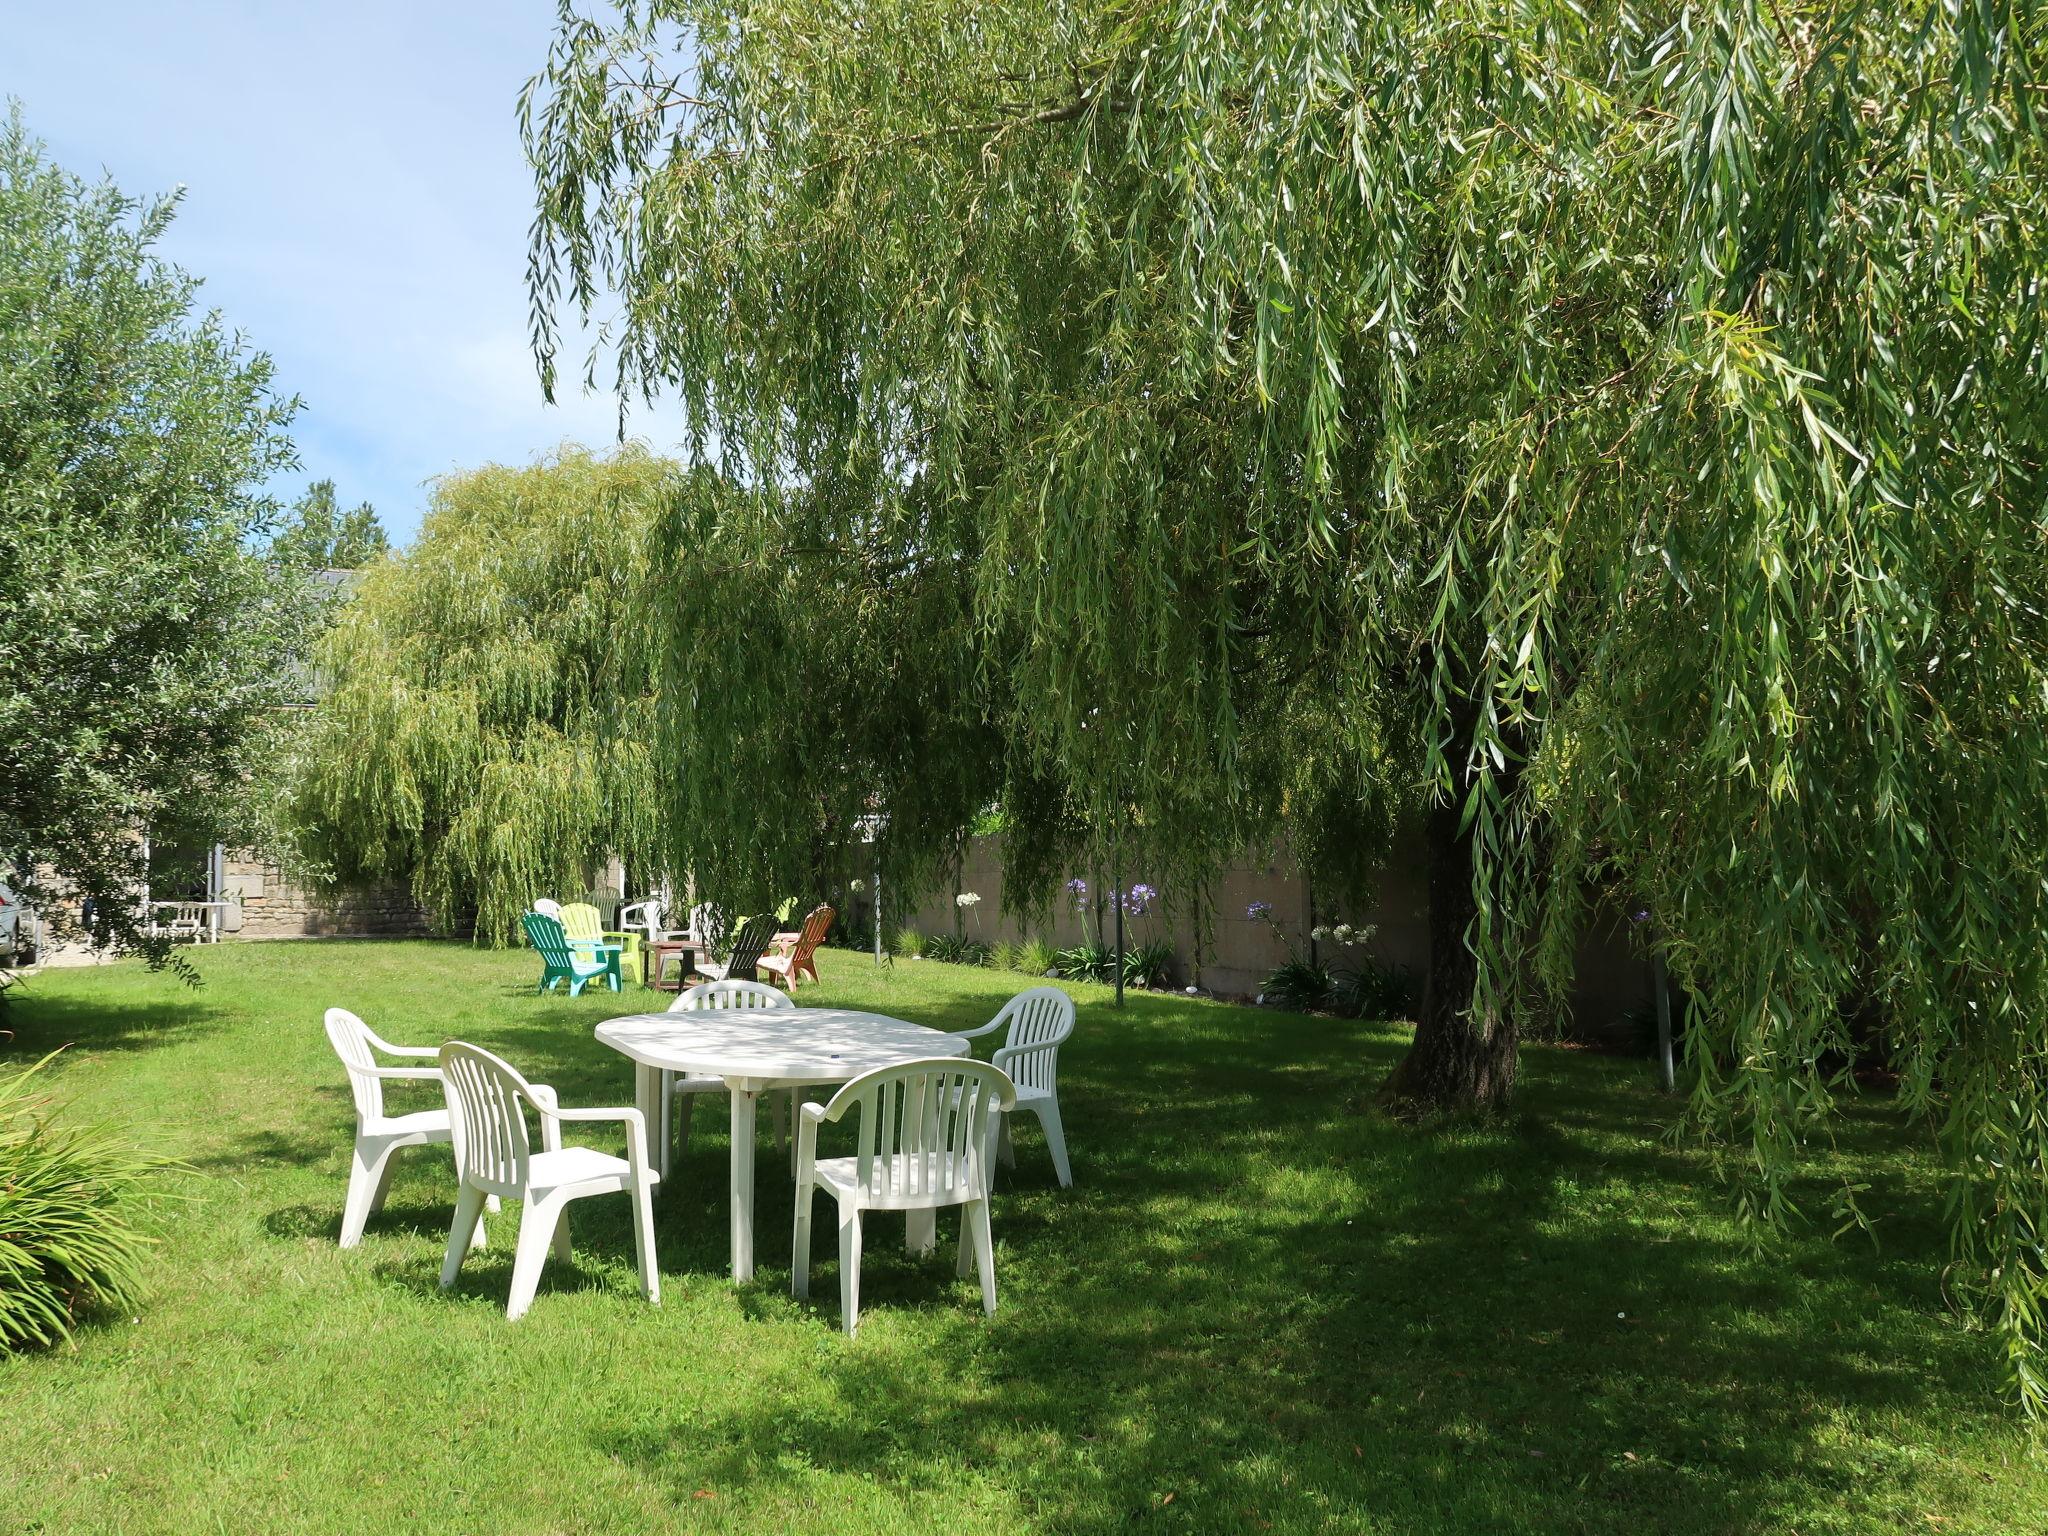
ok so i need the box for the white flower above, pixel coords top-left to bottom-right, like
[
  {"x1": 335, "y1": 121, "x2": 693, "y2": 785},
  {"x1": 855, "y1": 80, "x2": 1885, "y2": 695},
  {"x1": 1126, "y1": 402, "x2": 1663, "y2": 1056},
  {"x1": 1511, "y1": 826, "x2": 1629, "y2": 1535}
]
[
  {"x1": 1333, "y1": 923, "x2": 1355, "y2": 943},
  {"x1": 955, "y1": 891, "x2": 982, "y2": 907},
  {"x1": 850, "y1": 878, "x2": 866, "y2": 892},
  {"x1": 1310, "y1": 925, "x2": 1331, "y2": 941}
]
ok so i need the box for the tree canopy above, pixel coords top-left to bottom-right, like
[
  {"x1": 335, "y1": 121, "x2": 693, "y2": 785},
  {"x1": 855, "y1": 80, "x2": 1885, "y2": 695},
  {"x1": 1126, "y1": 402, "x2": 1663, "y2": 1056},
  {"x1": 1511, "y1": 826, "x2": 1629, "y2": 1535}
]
[
  {"x1": 273, "y1": 479, "x2": 391, "y2": 569},
  {"x1": 0, "y1": 108, "x2": 310, "y2": 967},
  {"x1": 525, "y1": 2, "x2": 2048, "y2": 1404},
  {"x1": 289, "y1": 446, "x2": 679, "y2": 942}
]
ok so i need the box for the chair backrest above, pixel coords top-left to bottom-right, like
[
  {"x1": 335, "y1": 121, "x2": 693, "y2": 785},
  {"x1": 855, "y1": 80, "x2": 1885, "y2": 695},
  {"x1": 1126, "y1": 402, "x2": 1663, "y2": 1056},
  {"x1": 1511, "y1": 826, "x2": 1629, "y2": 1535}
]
[
  {"x1": 821, "y1": 1058, "x2": 1017, "y2": 1205},
  {"x1": 617, "y1": 897, "x2": 662, "y2": 940},
  {"x1": 671, "y1": 979, "x2": 796, "y2": 1014},
  {"x1": 992, "y1": 986, "x2": 1076, "y2": 1096},
  {"x1": 438, "y1": 1042, "x2": 537, "y2": 1197},
  {"x1": 581, "y1": 885, "x2": 621, "y2": 926},
  {"x1": 689, "y1": 902, "x2": 723, "y2": 945},
  {"x1": 791, "y1": 904, "x2": 835, "y2": 962},
  {"x1": 532, "y1": 898, "x2": 562, "y2": 919},
  {"x1": 559, "y1": 902, "x2": 606, "y2": 944},
  {"x1": 324, "y1": 1007, "x2": 387, "y2": 1123},
  {"x1": 721, "y1": 914, "x2": 775, "y2": 981},
  {"x1": 520, "y1": 910, "x2": 584, "y2": 970}
]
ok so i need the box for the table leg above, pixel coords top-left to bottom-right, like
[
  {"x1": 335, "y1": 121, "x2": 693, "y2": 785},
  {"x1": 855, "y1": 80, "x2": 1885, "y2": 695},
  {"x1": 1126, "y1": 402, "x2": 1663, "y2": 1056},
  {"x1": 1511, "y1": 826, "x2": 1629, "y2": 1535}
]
[
  {"x1": 729, "y1": 1084, "x2": 758, "y2": 1281},
  {"x1": 634, "y1": 1063, "x2": 669, "y2": 1186}
]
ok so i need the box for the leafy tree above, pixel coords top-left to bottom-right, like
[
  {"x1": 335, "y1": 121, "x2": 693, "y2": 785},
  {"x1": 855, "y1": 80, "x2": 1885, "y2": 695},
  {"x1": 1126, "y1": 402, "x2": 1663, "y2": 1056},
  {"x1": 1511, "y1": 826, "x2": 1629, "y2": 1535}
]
[
  {"x1": 288, "y1": 446, "x2": 678, "y2": 942},
  {"x1": 273, "y1": 479, "x2": 391, "y2": 569},
  {"x1": 525, "y1": 3, "x2": 2048, "y2": 1402},
  {"x1": 0, "y1": 109, "x2": 309, "y2": 968}
]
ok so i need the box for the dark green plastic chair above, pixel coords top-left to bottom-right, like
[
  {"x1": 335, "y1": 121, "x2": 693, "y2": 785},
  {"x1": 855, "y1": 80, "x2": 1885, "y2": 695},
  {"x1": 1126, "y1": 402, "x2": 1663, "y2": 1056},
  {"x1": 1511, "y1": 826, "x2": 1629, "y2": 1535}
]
[{"x1": 521, "y1": 911, "x2": 620, "y2": 997}]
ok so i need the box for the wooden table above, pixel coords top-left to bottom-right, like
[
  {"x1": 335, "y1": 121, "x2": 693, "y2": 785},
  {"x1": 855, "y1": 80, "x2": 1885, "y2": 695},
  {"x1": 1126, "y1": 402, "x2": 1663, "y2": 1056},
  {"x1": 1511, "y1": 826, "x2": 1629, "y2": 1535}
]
[
  {"x1": 594, "y1": 1007, "x2": 968, "y2": 1280},
  {"x1": 641, "y1": 940, "x2": 697, "y2": 992}
]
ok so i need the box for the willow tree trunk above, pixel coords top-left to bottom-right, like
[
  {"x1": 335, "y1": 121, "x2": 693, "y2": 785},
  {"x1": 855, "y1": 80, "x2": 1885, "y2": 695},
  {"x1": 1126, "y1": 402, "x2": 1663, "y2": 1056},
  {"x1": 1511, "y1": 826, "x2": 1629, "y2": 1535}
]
[{"x1": 1379, "y1": 792, "x2": 1519, "y2": 1114}]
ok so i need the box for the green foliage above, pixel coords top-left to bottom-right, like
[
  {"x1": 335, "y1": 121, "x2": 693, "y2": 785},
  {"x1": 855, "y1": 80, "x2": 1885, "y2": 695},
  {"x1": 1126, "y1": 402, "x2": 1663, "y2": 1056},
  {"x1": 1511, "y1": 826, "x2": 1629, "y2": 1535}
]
[
  {"x1": 0, "y1": 108, "x2": 310, "y2": 967},
  {"x1": 923, "y1": 933, "x2": 994, "y2": 967},
  {"x1": 525, "y1": 3, "x2": 2048, "y2": 1403},
  {"x1": 889, "y1": 927, "x2": 926, "y2": 960},
  {"x1": 1263, "y1": 959, "x2": 1335, "y2": 1014},
  {"x1": 988, "y1": 940, "x2": 1020, "y2": 973},
  {"x1": 1053, "y1": 944, "x2": 1114, "y2": 985},
  {"x1": 272, "y1": 479, "x2": 391, "y2": 569},
  {"x1": 1014, "y1": 938, "x2": 1056, "y2": 978},
  {"x1": 0, "y1": 1054, "x2": 162, "y2": 1349},
  {"x1": 1331, "y1": 962, "x2": 1422, "y2": 1024},
  {"x1": 288, "y1": 446, "x2": 676, "y2": 943},
  {"x1": 1121, "y1": 939, "x2": 1177, "y2": 991}
]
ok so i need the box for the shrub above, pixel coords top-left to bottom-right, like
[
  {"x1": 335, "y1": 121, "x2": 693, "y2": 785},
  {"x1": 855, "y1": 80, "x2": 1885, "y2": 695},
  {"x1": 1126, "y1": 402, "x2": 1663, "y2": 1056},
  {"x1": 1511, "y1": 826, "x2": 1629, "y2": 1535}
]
[
  {"x1": 1054, "y1": 943, "x2": 1115, "y2": 983},
  {"x1": 1122, "y1": 939, "x2": 1177, "y2": 990},
  {"x1": 1262, "y1": 958, "x2": 1334, "y2": 1012},
  {"x1": 989, "y1": 940, "x2": 1020, "y2": 973},
  {"x1": 0, "y1": 1054, "x2": 162, "y2": 1350},
  {"x1": 1015, "y1": 938, "x2": 1056, "y2": 976},
  {"x1": 923, "y1": 932, "x2": 965, "y2": 963},
  {"x1": 1330, "y1": 960, "x2": 1422, "y2": 1021},
  {"x1": 889, "y1": 926, "x2": 925, "y2": 959}
]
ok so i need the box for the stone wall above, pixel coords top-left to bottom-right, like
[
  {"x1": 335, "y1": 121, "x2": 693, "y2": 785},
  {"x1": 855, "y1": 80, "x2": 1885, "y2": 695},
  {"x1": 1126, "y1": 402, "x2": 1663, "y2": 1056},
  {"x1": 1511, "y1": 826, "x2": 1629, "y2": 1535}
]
[{"x1": 220, "y1": 852, "x2": 434, "y2": 940}]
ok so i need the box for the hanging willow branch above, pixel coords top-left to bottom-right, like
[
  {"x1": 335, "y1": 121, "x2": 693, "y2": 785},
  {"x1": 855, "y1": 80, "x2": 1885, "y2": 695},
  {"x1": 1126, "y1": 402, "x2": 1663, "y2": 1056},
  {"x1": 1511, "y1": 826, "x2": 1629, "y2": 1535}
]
[{"x1": 524, "y1": 0, "x2": 2048, "y2": 1408}]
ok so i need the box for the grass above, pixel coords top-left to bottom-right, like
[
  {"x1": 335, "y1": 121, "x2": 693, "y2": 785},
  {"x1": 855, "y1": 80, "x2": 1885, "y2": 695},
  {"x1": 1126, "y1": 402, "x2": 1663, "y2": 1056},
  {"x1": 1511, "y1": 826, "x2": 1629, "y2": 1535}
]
[{"x1": 1, "y1": 940, "x2": 2039, "y2": 1534}]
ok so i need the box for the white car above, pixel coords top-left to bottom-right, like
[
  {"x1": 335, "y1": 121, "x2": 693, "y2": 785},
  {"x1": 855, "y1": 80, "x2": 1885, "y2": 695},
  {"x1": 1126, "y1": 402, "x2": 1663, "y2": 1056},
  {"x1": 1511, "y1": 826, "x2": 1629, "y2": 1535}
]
[{"x1": 0, "y1": 879, "x2": 35, "y2": 966}]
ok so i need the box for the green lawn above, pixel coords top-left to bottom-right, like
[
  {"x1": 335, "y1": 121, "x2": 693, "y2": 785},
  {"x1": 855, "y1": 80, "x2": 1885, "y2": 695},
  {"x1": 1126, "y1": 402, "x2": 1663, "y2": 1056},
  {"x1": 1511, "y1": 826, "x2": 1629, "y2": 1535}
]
[{"x1": 2, "y1": 941, "x2": 2037, "y2": 1534}]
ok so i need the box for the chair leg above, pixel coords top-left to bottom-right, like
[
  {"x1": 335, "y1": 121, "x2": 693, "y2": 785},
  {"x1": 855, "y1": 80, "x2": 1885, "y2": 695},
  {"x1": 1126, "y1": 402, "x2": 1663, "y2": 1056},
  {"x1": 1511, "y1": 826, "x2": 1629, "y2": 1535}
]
[
  {"x1": 792, "y1": 1182, "x2": 814, "y2": 1301},
  {"x1": 956, "y1": 1205, "x2": 978, "y2": 1279},
  {"x1": 673, "y1": 1092, "x2": 695, "y2": 1163},
  {"x1": 968, "y1": 1198, "x2": 997, "y2": 1315},
  {"x1": 769, "y1": 1092, "x2": 787, "y2": 1155},
  {"x1": 907, "y1": 1207, "x2": 936, "y2": 1257},
  {"x1": 341, "y1": 1138, "x2": 397, "y2": 1248},
  {"x1": 997, "y1": 1112, "x2": 1017, "y2": 1169},
  {"x1": 551, "y1": 1206, "x2": 572, "y2": 1263},
  {"x1": 838, "y1": 1206, "x2": 863, "y2": 1337},
  {"x1": 506, "y1": 1197, "x2": 560, "y2": 1320},
  {"x1": 631, "y1": 1173, "x2": 660, "y2": 1305},
  {"x1": 1033, "y1": 1099, "x2": 1073, "y2": 1188},
  {"x1": 440, "y1": 1183, "x2": 487, "y2": 1287}
]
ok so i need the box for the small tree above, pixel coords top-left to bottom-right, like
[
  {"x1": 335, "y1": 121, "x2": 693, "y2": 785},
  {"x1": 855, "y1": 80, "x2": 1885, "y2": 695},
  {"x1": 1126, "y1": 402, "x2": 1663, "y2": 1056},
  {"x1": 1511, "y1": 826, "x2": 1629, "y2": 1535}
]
[
  {"x1": 0, "y1": 108, "x2": 309, "y2": 968},
  {"x1": 272, "y1": 479, "x2": 391, "y2": 569}
]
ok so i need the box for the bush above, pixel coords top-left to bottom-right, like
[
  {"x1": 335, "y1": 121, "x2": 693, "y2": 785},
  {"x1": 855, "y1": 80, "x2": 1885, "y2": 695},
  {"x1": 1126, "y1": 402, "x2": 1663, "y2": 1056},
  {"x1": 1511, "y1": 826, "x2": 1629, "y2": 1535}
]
[
  {"x1": 989, "y1": 940, "x2": 1020, "y2": 973},
  {"x1": 1122, "y1": 939, "x2": 1177, "y2": 990},
  {"x1": 1330, "y1": 960, "x2": 1421, "y2": 1020},
  {"x1": 889, "y1": 926, "x2": 925, "y2": 959},
  {"x1": 1054, "y1": 943, "x2": 1115, "y2": 983},
  {"x1": 0, "y1": 1054, "x2": 162, "y2": 1350},
  {"x1": 923, "y1": 932, "x2": 964, "y2": 963},
  {"x1": 1015, "y1": 938, "x2": 1056, "y2": 976},
  {"x1": 1262, "y1": 957, "x2": 1334, "y2": 1011}
]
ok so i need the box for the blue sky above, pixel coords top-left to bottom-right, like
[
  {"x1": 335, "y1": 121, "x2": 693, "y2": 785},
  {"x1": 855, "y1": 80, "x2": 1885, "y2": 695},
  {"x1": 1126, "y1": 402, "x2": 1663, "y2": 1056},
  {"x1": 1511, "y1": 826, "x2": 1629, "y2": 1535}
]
[{"x1": 8, "y1": 2, "x2": 674, "y2": 544}]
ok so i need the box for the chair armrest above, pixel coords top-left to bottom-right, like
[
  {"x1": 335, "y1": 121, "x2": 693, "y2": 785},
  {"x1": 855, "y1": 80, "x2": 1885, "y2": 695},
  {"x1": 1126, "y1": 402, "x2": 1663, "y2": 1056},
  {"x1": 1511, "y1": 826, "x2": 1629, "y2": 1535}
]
[
  {"x1": 991, "y1": 1040, "x2": 1055, "y2": 1074},
  {"x1": 948, "y1": 1018, "x2": 1005, "y2": 1043},
  {"x1": 364, "y1": 1030, "x2": 439, "y2": 1059},
  {"x1": 368, "y1": 1065, "x2": 444, "y2": 1082},
  {"x1": 540, "y1": 1104, "x2": 653, "y2": 1177}
]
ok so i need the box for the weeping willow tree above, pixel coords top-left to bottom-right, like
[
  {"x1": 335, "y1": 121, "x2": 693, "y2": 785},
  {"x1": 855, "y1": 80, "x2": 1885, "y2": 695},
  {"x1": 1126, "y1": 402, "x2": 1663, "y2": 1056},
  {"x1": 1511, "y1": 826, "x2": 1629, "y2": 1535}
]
[
  {"x1": 291, "y1": 446, "x2": 680, "y2": 942},
  {"x1": 526, "y1": 2, "x2": 2048, "y2": 1402}
]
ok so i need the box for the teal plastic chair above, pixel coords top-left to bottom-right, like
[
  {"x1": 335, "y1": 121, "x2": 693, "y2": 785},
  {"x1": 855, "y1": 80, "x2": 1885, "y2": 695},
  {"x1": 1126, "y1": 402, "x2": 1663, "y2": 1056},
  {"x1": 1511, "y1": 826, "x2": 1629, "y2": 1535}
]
[{"x1": 521, "y1": 911, "x2": 620, "y2": 997}]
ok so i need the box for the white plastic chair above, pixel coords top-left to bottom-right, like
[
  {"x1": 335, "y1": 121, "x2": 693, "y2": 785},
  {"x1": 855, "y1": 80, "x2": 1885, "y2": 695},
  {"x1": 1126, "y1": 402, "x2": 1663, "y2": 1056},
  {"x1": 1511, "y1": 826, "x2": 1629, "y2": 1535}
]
[
  {"x1": 792, "y1": 1057, "x2": 1016, "y2": 1336},
  {"x1": 437, "y1": 1041, "x2": 659, "y2": 1321},
  {"x1": 665, "y1": 980, "x2": 796, "y2": 1160},
  {"x1": 950, "y1": 986, "x2": 1077, "y2": 1186},
  {"x1": 531, "y1": 897, "x2": 562, "y2": 919},
  {"x1": 325, "y1": 1006, "x2": 490, "y2": 1249}
]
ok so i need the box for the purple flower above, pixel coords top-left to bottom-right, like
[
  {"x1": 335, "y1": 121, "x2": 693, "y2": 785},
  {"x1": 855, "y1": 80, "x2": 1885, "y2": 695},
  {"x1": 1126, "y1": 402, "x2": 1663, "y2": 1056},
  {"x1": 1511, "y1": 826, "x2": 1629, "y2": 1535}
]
[
  {"x1": 1247, "y1": 900, "x2": 1273, "y2": 921},
  {"x1": 1066, "y1": 877, "x2": 1089, "y2": 912},
  {"x1": 1629, "y1": 907, "x2": 1651, "y2": 924},
  {"x1": 1121, "y1": 882, "x2": 1158, "y2": 917}
]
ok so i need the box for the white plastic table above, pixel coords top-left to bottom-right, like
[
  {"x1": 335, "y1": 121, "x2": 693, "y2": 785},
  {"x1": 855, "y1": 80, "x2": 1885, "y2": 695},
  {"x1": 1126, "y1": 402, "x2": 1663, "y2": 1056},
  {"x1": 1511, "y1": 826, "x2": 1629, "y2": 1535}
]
[{"x1": 593, "y1": 1007, "x2": 967, "y2": 1280}]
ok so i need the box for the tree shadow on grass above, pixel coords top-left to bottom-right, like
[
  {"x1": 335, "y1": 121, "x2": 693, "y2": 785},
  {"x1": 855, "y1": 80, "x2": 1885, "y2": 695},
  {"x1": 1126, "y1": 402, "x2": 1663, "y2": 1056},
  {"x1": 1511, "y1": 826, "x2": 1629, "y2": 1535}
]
[
  {"x1": 2, "y1": 989, "x2": 231, "y2": 1060},
  {"x1": 580, "y1": 1022, "x2": 2003, "y2": 1536}
]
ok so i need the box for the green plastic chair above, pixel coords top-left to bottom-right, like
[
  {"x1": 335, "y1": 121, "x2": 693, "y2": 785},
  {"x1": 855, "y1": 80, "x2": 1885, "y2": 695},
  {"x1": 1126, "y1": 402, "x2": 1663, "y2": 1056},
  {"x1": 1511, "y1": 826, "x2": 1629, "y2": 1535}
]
[{"x1": 521, "y1": 911, "x2": 620, "y2": 996}]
